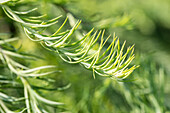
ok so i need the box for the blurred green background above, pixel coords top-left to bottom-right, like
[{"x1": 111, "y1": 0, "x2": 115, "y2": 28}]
[{"x1": 0, "y1": 0, "x2": 170, "y2": 112}]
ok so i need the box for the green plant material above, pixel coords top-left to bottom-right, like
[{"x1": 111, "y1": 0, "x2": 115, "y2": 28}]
[
  {"x1": 0, "y1": 0, "x2": 170, "y2": 113},
  {"x1": 1, "y1": 4, "x2": 139, "y2": 80},
  {"x1": 0, "y1": 38, "x2": 64, "y2": 112},
  {"x1": 21, "y1": 77, "x2": 63, "y2": 113},
  {"x1": 110, "y1": 55, "x2": 166, "y2": 113},
  {"x1": 0, "y1": 0, "x2": 19, "y2": 5}
]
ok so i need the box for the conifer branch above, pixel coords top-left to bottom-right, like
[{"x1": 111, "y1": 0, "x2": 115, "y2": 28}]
[{"x1": 1, "y1": 4, "x2": 138, "y2": 80}]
